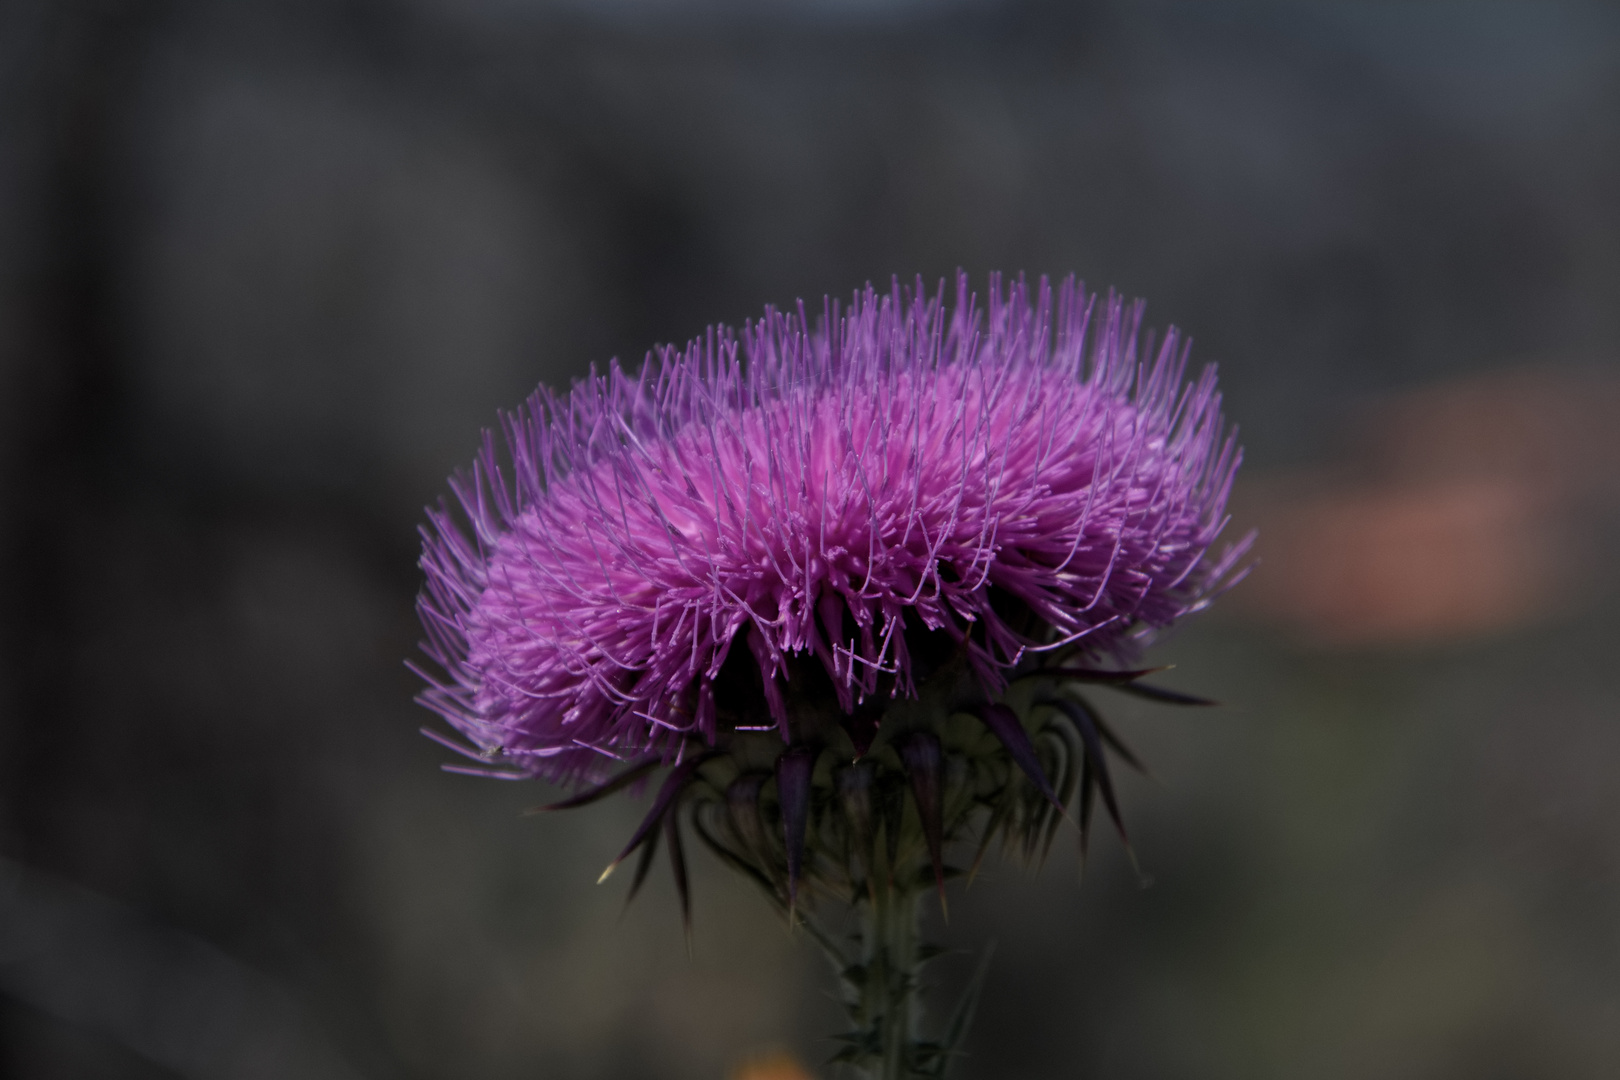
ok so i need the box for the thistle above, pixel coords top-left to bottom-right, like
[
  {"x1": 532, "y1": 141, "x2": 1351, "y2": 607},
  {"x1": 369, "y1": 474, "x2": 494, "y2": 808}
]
[{"x1": 415, "y1": 273, "x2": 1250, "y2": 1079}]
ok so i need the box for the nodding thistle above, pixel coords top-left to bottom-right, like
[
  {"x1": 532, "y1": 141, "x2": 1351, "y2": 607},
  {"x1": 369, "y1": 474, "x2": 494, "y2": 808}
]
[{"x1": 415, "y1": 273, "x2": 1251, "y2": 1079}]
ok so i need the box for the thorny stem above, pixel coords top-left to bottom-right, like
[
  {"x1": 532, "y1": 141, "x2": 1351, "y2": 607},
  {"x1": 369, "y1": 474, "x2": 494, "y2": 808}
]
[
  {"x1": 818, "y1": 872, "x2": 929, "y2": 1080},
  {"x1": 867, "y1": 883, "x2": 923, "y2": 1080}
]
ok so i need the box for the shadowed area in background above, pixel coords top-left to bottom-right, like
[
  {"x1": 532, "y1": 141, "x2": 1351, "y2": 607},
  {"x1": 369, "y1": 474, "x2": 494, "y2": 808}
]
[{"x1": 3, "y1": 1, "x2": 1619, "y2": 1078}]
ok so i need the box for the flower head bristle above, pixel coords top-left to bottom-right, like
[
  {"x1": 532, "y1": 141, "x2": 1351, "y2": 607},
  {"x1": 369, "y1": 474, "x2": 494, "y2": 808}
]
[{"x1": 416, "y1": 272, "x2": 1250, "y2": 785}]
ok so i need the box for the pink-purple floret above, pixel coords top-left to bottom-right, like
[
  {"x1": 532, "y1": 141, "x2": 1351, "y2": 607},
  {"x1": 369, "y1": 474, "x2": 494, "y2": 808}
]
[{"x1": 416, "y1": 274, "x2": 1251, "y2": 785}]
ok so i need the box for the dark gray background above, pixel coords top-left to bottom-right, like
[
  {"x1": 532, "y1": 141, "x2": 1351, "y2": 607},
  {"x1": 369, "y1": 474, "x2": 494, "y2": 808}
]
[{"x1": 4, "y1": 1, "x2": 1620, "y2": 1077}]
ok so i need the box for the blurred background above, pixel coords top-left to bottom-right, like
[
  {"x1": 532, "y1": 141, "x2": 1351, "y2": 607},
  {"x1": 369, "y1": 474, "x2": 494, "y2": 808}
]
[{"x1": 3, "y1": 1, "x2": 1620, "y2": 1077}]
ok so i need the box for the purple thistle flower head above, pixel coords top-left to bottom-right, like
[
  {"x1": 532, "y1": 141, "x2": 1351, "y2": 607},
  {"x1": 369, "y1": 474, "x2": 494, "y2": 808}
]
[{"x1": 416, "y1": 274, "x2": 1250, "y2": 786}]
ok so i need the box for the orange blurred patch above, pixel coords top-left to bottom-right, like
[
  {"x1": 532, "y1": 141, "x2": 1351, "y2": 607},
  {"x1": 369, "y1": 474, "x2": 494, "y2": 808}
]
[
  {"x1": 1238, "y1": 477, "x2": 1568, "y2": 645},
  {"x1": 728, "y1": 1048, "x2": 815, "y2": 1080},
  {"x1": 1229, "y1": 364, "x2": 1618, "y2": 647}
]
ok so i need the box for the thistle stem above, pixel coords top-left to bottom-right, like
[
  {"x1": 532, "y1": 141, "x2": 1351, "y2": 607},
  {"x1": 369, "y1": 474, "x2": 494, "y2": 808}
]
[{"x1": 855, "y1": 882, "x2": 925, "y2": 1080}]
